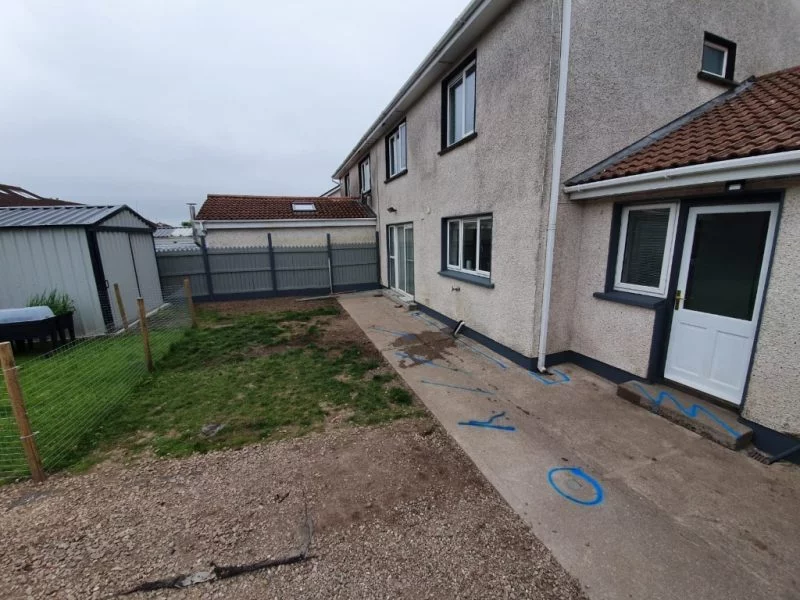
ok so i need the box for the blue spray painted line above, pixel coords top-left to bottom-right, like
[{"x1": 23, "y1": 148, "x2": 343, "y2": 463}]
[
  {"x1": 631, "y1": 382, "x2": 740, "y2": 438},
  {"x1": 529, "y1": 369, "x2": 570, "y2": 385},
  {"x1": 394, "y1": 351, "x2": 460, "y2": 371},
  {"x1": 547, "y1": 467, "x2": 604, "y2": 506},
  {"x1": 420, "y1": 380, "x2": 494, "y2": 395},
  {"x1": 458, "y1": 411, "x2": 516, "y2": 431},
  {"x1": 369, "y1": 326, "x2": 417, "y2": 340},
  {"x1": 409, "y1": 311, "x2": 443, "y2": 329}
]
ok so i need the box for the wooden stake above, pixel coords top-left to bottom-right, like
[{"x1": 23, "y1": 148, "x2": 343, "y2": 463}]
[
  {"x1": 184, "y1": 277, "x2": 198, "y2": 329},
  {"x1": 0, "y1": 342, "x2": 45, "y2": 483},
  {"x1": 113, "y1": 283, "x2": 129, "y2": 331},
  {"x1": 137, "y1": 298, "x2": 154, "y2": 372}
]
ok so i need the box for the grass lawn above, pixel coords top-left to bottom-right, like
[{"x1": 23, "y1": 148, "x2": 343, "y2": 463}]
[{"x1": 85, "y1": 301, "x2": 420, "y2": 462}]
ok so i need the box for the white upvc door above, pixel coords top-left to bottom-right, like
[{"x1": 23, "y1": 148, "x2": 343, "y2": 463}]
[
  {"x1": 664, "y1": 203, "x2": 778, "y2": 404},
  {"x1": 387, "y1": 224, "x2": 414, "y2": 298}
]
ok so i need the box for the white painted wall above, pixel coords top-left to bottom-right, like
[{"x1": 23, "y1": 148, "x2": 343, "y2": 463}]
[{"x1": 205, "y1": 225, "x2": 376, "y2": 248}]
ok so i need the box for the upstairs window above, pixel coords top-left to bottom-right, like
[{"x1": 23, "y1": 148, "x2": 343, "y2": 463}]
[
  {"x1": 442, "y1": 54, "x2": 477, "y2": 149},
  {"x1": 614, "y1": 203, "x2": 678, "y2": 297},
  {"x1": 344, "y1": 173, "x2": 350, "y2": 196},
  {"x1": 386, "y1": 122, "x2": 407, "y2": 179},
  {"x1": 701, "y1": 33, "x2": 736, "y2": 80},
  {"x1": 447, "y1": 215, "x2": 492, "y2": 277},
  {"x1": 359, "y1": 156, "x2": 371, "y2": 193}
]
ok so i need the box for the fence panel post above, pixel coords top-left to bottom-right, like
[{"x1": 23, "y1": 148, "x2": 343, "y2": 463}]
[
  {"x1": 137, "y1": 298, "x2": 154, "y2": 372},
  {"x1": 200, "y1": 237, "x2": 215, "y2": 300},
  {"x1": 183, "y1": 277, "x2": 198, "y2": 328},
  {"x1": 113, "y1": 283, "x2": 129, "y2": 330},
  {"x1": 0, "y1": 342, "x2": 45, "y2": 483},
  {"x1": 267, "y1": 233, "x2": 279, "y2": 297},
  {"x1": 326, "y1": 233, "x2": 335, "y2": 294}
]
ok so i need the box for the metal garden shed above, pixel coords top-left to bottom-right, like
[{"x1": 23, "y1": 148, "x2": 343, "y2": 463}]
[{"x1": 0, "y1": 205, "x2": 163, "y2": 336}]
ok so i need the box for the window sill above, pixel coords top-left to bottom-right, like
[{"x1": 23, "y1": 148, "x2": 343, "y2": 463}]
[
  {"x1": 384, "y1": 169, "x2": 408, "y2": 184},
  {"x1": 593, "y1": 290, "x2": 665, "y2": 309},
  {"x1": 438, "y1": 131, "x2": 478, "y2": 156},
  {"x1": 697, "y1": 71, "x2": 737, "y2": 87},
  {"x1": 439, "y1": 269, "x2": 494, "y2": 288}
]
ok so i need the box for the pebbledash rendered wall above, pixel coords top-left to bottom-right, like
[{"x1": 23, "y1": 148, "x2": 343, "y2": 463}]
[
  {"x1": 204, "y1": 224, "x2": 376, "y2": 248},
  {"x1": 742, "y1": 184, "x2": 800, "y2": 436},
  {"x1": 347, "y1": 0, "x2": 559, "y2": 360},
  {"x1": 545, "y1": 0, "x2": 800, "y2": 357}
]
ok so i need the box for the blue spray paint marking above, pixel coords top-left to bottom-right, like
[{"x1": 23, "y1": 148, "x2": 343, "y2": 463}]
[
  {"x1": 547, "y1": 467, "x2": 604, "y2": 506},
  {"x1": 394, "y1": 351, "x2": 459, "y2": 371},
  {"x1": 420, "y1": 380, "x2": 494, "y2": 395},
  {"x1": 409, "y1": 311, "x2": 443, "y2": 329},
  {"x1": 458, "y1": 411, "x2": 516, "y2": 431},
  {"x1": 631, "y1": 382, "x2": 740, "y2": 438},
  {"x1": 529, "y1": 369, "x2": 571, "y2": 385},
  {"x1": 369, "y1": 326, "x2": 417, "y2": 341}
]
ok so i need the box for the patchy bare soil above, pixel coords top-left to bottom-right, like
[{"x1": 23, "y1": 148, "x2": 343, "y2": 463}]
[{"x1": 0, "y1": 419, "x2": 587, "y2": 600}]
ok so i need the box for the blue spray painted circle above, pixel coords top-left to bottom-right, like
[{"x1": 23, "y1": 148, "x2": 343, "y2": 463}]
[{"x1": 547, "y1": 467, "x2": 604, "y2": 506}]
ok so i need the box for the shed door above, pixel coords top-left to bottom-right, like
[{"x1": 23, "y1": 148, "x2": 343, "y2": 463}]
[{"x1": 96, "y1": 231, "x2": 140, "y2": 330}]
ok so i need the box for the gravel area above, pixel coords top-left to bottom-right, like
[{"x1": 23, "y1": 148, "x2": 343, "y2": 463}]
[{"x1": 0, "y1": 419, "x2": 587, "y2": 600}]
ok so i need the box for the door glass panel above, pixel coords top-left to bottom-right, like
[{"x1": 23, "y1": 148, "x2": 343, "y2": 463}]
[
  {"x1": 405, "y1": 226, "x2": 414, "y2": 295},
  {"x1": 397, "y1": 228, "x2": 406, "y2": 291},
  {"x1": 462, "y1": 220, "x2": 477, "y2": 271},
  {"x1": 388, "y1": 226, "x2": 395, "y2": 289},
  {"x1": 684, "y1": 211, "x2": 770, "y2": 320}
]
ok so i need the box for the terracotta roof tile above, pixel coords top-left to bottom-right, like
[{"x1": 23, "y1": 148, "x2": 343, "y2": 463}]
[
  {"x1": 0, "y1": 184, "x2": 79, "y2": 207},
  {"x1": 196, "y1": 195, "x2": 374, "y2": 221},
  {"x1": 569, "y1": 66, "x2": 800, "y2": 184}
]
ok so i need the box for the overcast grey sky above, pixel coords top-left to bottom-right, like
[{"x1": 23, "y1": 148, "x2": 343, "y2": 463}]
[{"x1": 1, "y1": 1, "x2": 467, "y2": 224}]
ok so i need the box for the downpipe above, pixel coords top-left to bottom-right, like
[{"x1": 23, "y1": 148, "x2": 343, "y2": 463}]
[{"x1": 537, "y1": 0, "x2": 572, "y2": 373}]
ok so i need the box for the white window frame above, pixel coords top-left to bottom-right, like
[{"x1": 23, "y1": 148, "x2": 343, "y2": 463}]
[
  {"x1": 388, "y1": 122, "x2": 407, "y2": 177},
  {"x1": 614, "y1": 202, "x2": 678, "y2": 298},
  {"x1": 701, "y1": 40, "x2": 728, "y2": 77},
  {"x1": 446, "y1": 215, "x2": 491, "y2": 278},
  {"x1": 359, "y1": 156, "x2": 371, "y2": 193},
  {"x1": 446, "y1": 60, "x2": 476, "y2": 147}
]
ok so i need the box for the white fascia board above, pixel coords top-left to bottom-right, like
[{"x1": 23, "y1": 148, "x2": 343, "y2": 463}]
[
  {"x1": 201, "y1": 218, "x2": 376, "y2": 230},
  {"x1": 564, "y1": 150, "x2": 800, "y2": 200}
]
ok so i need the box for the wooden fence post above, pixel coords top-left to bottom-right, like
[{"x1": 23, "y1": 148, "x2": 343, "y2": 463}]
[
  {"x1": 184, "y1": 277, "x2": 198, "y2": 328},
  {"x1": 113, "y1": 283, "x2": 129, "y2": 330},
  {"x1": 137, "y1": 298, "x2": 154, "y2": 372},
  {"x1": 0, "y1": 342, "x2": 46, "y2": 483}
]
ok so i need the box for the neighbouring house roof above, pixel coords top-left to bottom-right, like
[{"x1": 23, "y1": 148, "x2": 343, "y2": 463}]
[
  {"x1": 0, "y1": 205, "x2": 153, "y2": 229},
  {"x1": 0, "y1": 184, "x2": 79, "y2": 207},
  {"x1": 320, "y1": 183, "x2": 341, "y2": 197},
  {"x1": 153, "y1": 227, "x2": 193, "y2": 238},
  {"x1": 196, "y1": 195, "x2": 375, "y2": 221},
  {"x1": 567, "y1": 66, "x2": 800, "y2": 185}
]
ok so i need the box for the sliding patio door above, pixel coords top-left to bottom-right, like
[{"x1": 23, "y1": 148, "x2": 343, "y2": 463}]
[{"x1": 387, "y1": 224, "x2": 414, "y2": 297}]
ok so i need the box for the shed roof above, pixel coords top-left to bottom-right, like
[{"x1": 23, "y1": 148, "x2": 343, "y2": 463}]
[
  {"x1": 0, "y1": 205, "x2": 153, "y2": 229},
  {"x1": 567, "y1": 66, "x2": 800, "y2": 185},
  {"x1": 197, "y1": 195, "x2": 375, "y2": 221}
]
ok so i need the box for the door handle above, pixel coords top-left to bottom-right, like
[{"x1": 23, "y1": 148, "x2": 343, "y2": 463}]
[{"x1": 674, "y1": 290, "x2": 683, "y2": 310}]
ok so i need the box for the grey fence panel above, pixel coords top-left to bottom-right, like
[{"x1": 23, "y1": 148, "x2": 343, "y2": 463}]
[
  {"x1": 156, "y1": 249, "x2": 209, "y2": 296},
  {"x1": 331, "y1": 244, "x2": 378, "y2": 285},
  {"x1": 273, "y1": 246, "x2": 329, "y2": 291},
  {"x1": 156, "y1": 239, "x2": 378, "y2": 299}
]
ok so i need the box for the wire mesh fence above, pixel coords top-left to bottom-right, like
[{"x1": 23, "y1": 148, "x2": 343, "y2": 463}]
[{"x1": 0, "y1": 283, "x2": 192, "y2": 483}]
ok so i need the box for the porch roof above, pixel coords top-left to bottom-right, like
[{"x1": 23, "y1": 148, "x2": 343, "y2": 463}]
[{"x1": 565, "y1": 66, "x2": 800, "y2": 189}]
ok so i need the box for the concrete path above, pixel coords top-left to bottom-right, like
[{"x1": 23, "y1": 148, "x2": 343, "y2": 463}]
[{"x1": 339, "y1": 293, "x2": 800, "y2": 600}]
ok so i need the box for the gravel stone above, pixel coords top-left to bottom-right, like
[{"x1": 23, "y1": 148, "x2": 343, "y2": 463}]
[{"x1": 0, "y1": 419, "x2": 587, "y2": 599}]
